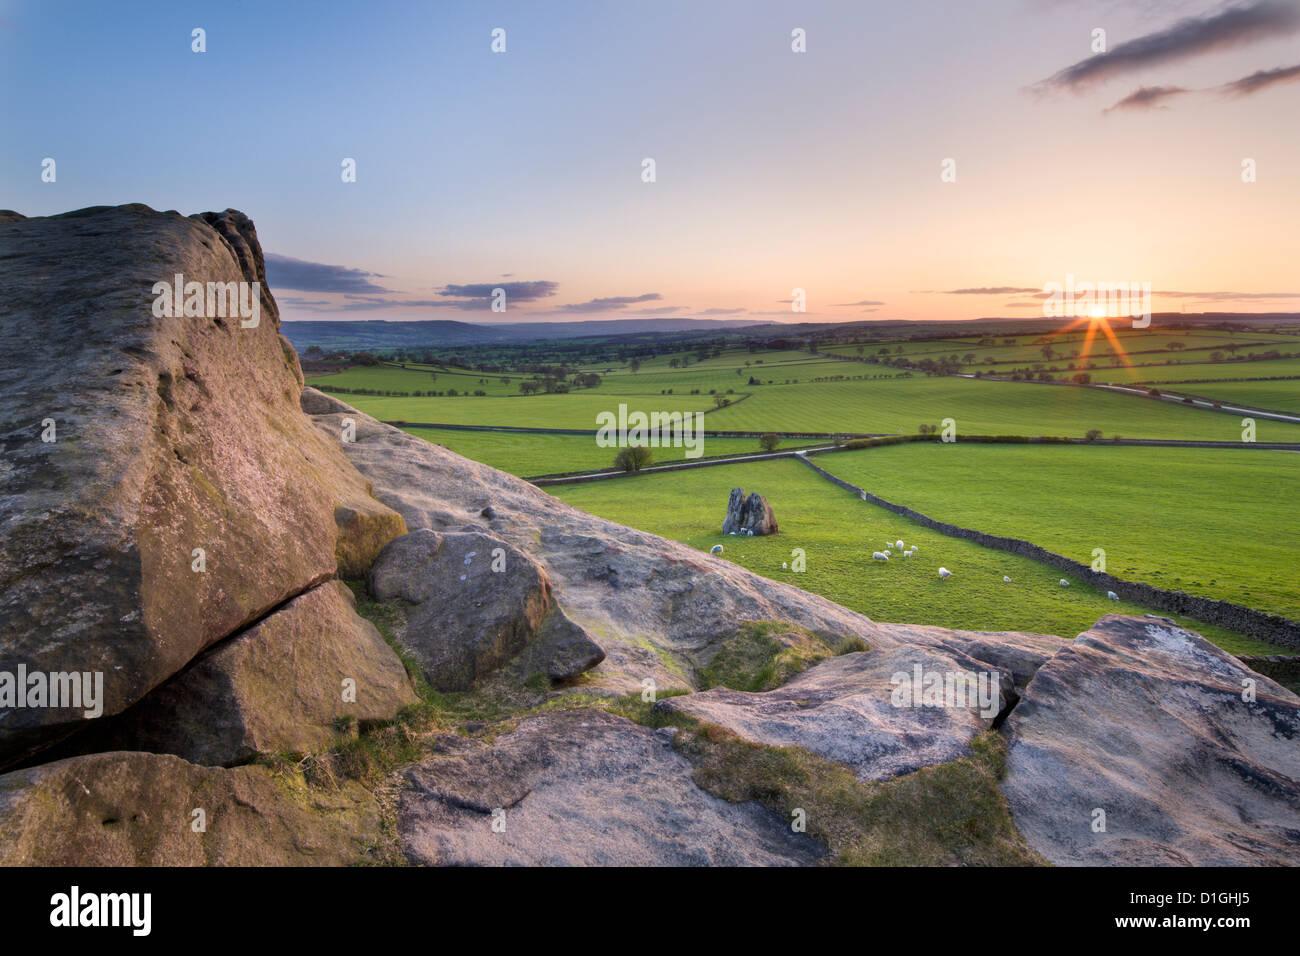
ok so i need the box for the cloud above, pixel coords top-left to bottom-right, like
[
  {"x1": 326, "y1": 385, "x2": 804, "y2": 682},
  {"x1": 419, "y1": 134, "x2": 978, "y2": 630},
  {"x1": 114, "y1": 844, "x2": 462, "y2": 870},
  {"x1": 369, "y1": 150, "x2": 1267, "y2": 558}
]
[
  {"x1": 1104, "y1": 84, "x2": 1191, "y2": 111},
  {"x1": 1219, "y1": 61, "x2": 1300, "y2": 94},
  {"x1": 1036, "y1": 0, "x2": 1300, "y2": 91},
  {"x1": 265, "y1": 253, "x2": 390, "y2": 294},
  {"x1": 943, "y1": 286, "x2": 1041, "y2": 295},
  {"x1": 625, "y1": 305, "x2": 684, "y2": 315},
  {"x1": 830, "y1": 299, "x2": 885, "y2": 307},
  {"x1": 1156, "y1": 289, "x2": 1300, "y2": 300},
  {"x1": 700, "y1": 307, "x2": 747, "y2": 315},
  {"x1": 550, "y1": 292, "x2": 662, "y2": 313},
  {"x1": 439, "y1": 280, "x2": 559, "y2": 302}
]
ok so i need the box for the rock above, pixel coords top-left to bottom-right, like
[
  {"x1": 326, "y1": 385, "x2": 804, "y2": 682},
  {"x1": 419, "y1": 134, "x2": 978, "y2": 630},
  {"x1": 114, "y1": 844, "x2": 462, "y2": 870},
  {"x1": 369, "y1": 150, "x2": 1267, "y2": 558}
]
[
  {"x1": 721, "y1": 487, "x2": 778, "y2": 536},
  {"x1": 0, "y1": 751, "x2": 378, "y2": 866},
  {"x1": 79, "y1": 580, "x2": 416, "y2": 766},
  {"x1": 659, "y1": 644, "x2": 1015, "y2": 780},
  {"x1": 309, "y1": 394, "x2": 885, "y2": 697},
  {"x1": 1002, "y1": 614, "x2": 1300, "y2": 866},
  {"x1": 480, "y1": 505, "x2": 497, "y2": 520},
  {"x1": 874, "y1": 622, "x2": 1072, "y2": 687},
  {"x1": 369, "y1": 529, "x2": 594, "y2": 691},
  {"x1": 398, "y1": 709, "x2": 823, "y2": 866},
  {"x1": 0, "y1": 206, "x2": 404, "y2": 766},
  {"x1": 509, "y1": 605, "x2": 606, "y2": 682}
]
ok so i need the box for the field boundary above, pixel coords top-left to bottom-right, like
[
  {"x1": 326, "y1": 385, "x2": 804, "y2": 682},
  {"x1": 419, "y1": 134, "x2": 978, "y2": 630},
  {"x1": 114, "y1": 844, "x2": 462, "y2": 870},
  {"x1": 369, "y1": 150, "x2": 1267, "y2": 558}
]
[{"x1": 795, "y1": 454, "x2": 1300, "y2": 649}]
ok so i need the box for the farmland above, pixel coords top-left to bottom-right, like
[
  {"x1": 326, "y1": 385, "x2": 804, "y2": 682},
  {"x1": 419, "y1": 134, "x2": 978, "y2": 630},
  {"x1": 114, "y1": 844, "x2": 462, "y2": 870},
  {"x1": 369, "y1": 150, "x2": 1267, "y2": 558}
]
[
  {"x1": 549, "y1": 457, "x2": 1275, "y2": 653},
  {"x1": 302, "y1": 319, "x2": 1300, "y2": 654}
]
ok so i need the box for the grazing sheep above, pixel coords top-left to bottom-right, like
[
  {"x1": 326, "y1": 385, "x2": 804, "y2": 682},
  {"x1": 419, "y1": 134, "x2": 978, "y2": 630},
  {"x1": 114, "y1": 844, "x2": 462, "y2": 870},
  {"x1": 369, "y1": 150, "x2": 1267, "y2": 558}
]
[
  {"x1": 884, "y1": 550, "x2": 892, "y2": 557},
  {"x1": 709, "y1": 545, "x2": 723, "y2": 555},
  {"x1": 782, "y1": 561, "x2": 788, "y2": 570},
  {"x1": 1107, "y1": 590, "x2": 1119, "y2": 601},
  {"x1": 938, "y1": 567, "x2": 952, "y2": 580},
  {"x1": 872, "y1": 551, "x2": 890, "y2": 562},
  {"x1": 1059, "y1": 579, "x2": 1070, "y2": 587},
  {"x1": 895, "y1": 540, "x2": 904, "y2": 550},
  {"x1": 902, "y1": 550, "x2": 911, "y2": 558},
  {"x1": 1003, "y1": 576, "x2": 1011, "y2": 583}
]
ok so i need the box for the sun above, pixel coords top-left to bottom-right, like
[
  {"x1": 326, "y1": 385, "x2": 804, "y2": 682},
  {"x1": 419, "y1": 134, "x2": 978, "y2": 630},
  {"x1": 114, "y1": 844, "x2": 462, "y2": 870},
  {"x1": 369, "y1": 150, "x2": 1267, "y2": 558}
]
[{"x1": 1046, "y1": 312, "x2": 1133, "y2": 373}]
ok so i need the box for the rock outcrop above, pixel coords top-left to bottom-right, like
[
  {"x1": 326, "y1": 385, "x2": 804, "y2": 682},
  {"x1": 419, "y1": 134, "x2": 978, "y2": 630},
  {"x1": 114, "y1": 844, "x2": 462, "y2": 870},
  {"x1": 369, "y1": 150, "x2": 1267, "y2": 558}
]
[
  {"x1": 367, "y1": 529, "x2": 604, "y2": 690},
  {"x1": 398, "y1": 709, "x2": 823, "y2": 866},
  {"x1": 0, "y1": 751, "x2": 379, "y2": 866},
  {"x1": 660, "y1": 644, "x2": 1015, "y2": 780},
  {"x1": 78, "y1": 581, "x2": 417, "y2": 766},
  {"x1": 1002, "y1": 615, "x2": 1300, "y2": 866},
  {"x1": 0, "y1": 205, "x2": 406, "y2": 766},
  {"x1": 721, "y1": 487, "x2": 778, "y2": 536}
]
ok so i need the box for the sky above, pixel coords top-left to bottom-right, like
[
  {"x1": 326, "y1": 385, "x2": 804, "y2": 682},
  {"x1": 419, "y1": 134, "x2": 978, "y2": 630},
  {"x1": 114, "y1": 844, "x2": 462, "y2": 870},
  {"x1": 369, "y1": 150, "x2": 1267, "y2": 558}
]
[{"x1": 2, "y1": 0, "x2": 1298, "y2": 324}]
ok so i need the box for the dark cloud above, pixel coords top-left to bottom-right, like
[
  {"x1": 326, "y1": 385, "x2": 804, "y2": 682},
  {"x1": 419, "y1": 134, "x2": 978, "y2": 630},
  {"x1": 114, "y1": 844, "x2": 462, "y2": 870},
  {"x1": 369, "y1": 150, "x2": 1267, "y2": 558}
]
[
  {"x1": 439, "y1": 280, "x2": 559, "y2": 301},
  {"x1": 1037, "y1": 0, "x2": 1300, "y2": 90},
  {"x1": 264, "y1": 253, "x2": 390, "y2": 294},
  {"x1": 1104, "y1": 84, "x2": 1191, "y2": 111},
  {"x1": 1219, "y1": 61, "x2": 1300, "y2": 94},
  {"x1": 830, "y1": 299, "x2": 885, "y2": 307},
  {"x1": 943, "y1": 286, "x2": 1041, "y2": 295},
  {"x1": 551, "y1": 292, "x2": 662, "y2": 313}
]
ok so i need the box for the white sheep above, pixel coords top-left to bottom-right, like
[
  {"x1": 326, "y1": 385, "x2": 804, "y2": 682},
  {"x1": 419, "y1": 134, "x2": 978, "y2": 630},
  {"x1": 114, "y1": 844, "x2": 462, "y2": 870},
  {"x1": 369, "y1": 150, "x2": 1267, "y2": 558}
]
[
  {"x1": 1107, "y1": 590, "x2": 1119, "y2": 601},
  {"x1": 782, "y1": 561, "x2": 788, "y2": 569},
  {"x1": 895, "y1": 540, "x2": 904, "y2": 550},
  {"x1": 872, "y1": 551, "x2": 890, "y2": 562},
  {"x1": 938, "y1": 567, "x2": 952, "y2": 580},
  {"x1": 709, "y1": 545, "x2": 723, "y2": 555},
  {"x1": 902, "y1": 550, "x2": 911, "y2": 558},
  {"x1": 884, "y1": 549, "x2": 892, "y2": 557},
  {"x1": 1003, "y1": 576, "x2": 1011, "y2": 583},
  {"x1": 1059, "y1": 579, "x2": 1070, "y2": 587}
]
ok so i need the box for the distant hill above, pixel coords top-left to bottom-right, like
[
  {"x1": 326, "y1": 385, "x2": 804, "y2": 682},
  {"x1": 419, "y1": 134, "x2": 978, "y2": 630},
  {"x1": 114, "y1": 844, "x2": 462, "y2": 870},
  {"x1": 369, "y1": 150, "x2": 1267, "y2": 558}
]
[{"x1": 280, "y1": 317, "x2": 768, "y2": 351}]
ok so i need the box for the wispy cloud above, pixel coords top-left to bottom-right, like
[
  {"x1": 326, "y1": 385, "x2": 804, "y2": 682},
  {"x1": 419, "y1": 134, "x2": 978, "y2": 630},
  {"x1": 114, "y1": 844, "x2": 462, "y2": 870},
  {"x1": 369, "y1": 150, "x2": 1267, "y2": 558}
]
[
  {"x1": 1104, "y1": 84, "x2": 1191, "y2": 111},
  {"x1": 1036, "y1": 0, "x2": 1300, "y2": 91},
  {"x1": 548, "y1": 292, "x2": 662, "y2": 313},
  {"x1": 265, "y1": 253, "x2": 390, "y2": 294},
  {"x1": 943, "y1": 286, "x2": 1041, "y2": 295},
  {"x1": 1219, "y1": 61, "x2": 1300, "y2": 94},
  {"x1": 700, "y1": 307, "x2": 747, "y2": 315},
  {"x1": 830, "y1": 299, "x2": 885, "y2": 307},
  {"x1": 439, "y1": 280, "x2": 559, "y2": 302}
]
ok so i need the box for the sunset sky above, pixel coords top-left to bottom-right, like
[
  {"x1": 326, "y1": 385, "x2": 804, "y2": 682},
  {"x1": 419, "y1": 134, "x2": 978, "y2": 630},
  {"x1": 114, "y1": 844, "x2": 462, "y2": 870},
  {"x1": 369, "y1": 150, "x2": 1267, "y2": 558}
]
[{"x1": 3, "y1": 0, "x2": 1298, "y2": 323}]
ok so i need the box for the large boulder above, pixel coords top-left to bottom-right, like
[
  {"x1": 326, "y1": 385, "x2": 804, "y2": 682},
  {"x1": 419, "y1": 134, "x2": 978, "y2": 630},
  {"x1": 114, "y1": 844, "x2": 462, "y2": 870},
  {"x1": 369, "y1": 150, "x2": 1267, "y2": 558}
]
[
  {"x1": 0, "y1": 205, "x2": 405, "y2": 767},
  {"x1": 368, "y1": 529, "x2": 603, "y2": 690},
  {"x1": 721, "y1": 487, "x2": 778, "y2": 536},
  {"x1": 1002, "y1": 615, "x2": 1300, "y2": 866},
  {"x1": 659, "y1": 644, "x2": 1015, "y2": 780},
  {"x1": 0, "y1": 751, "x2": 379, "y2": 866},
  {"x1": 398, "y1": 709, "x2": 823, "y2": 866},
  {"x1": 77, "y1": 580, "x2": 416, "y2": 766}
]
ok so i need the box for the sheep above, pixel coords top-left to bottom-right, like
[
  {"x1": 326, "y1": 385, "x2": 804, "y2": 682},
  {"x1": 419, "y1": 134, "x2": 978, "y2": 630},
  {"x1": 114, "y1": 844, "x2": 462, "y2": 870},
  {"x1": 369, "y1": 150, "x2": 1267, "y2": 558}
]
[
  {"x1": 1059, "y1": 579, "x2": 1070, "y2": 587},
  {"x1": 895, "y1": 540, "x2": 904, "y2": 550},
  {"x1": 709, "y1": 545, "x2": 723, "y2": 555},
  {"x1": 883, "y1": 549, "x2": 892, "y2": 557},
  {"x1": 872, "y1": 551, "x2": 890, "y2": 562},
  {"x1": 902, "y1": 550, "x2": 912, "y2": 558},
  {"x1": 1107, "y1": 590, "x2": 1119, "y2": 601},
  {"x1": 782, "y1": 561, "x2": 789, "y2": 570},
  {"x1": 1003, "y1": 576, "x2": 1012, "y2": 583},
  {"x1": 938, "y1": 567, "x2": 952, "y2": 580}
]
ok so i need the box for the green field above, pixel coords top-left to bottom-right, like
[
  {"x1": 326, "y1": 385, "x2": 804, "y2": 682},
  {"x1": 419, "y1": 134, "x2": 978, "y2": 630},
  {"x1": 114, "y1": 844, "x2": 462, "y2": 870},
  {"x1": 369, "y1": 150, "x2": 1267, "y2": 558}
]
[
  {"x1": 1166, "y1": 379, "x2": 1300, "y2": 414},
  {"x1": 818, "y1": 443, "x2": 1300, "y2": 622},
  {"x1": 549, "y1": 457, "x2": 1281, "y2": 654},
  {"x1": 403, "y1": 426, "x2": 774, "y2": 477},
  {"x1": 1089, "y1": 357, "x2": 1300, "y2": 385},
  {"x1": 703, "y1": 376, "x2": 1300, "y2": 440},
  {"x1": 313, "y1": 391, "x2": 720, "y2": 428}
]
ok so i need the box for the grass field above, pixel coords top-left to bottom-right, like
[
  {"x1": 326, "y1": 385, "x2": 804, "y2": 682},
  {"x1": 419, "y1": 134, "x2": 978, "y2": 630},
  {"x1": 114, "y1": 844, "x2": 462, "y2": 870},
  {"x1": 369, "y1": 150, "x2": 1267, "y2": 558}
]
[
  {"x1": 1088, "y1": 357, "x2": 1300, "y2": 385},
  {"x1": 703, "y1": 376, "x2": 1300, "y2": 440},
  {"x1": 818, "y1": 443, "x2": 1300, "y2": 622},
  {"x1": 549, "y1": 457, "x2": 1281, "y2": 654},
  {"x1": 312, "y1": 391, "x2": 721, "y2": 428},
  {"x1": 402, "y1": 427, "x2": 772, "y2": 477},
  {"x1": 1166, "y1": 380, "x2": 1300, "y2": 414}
]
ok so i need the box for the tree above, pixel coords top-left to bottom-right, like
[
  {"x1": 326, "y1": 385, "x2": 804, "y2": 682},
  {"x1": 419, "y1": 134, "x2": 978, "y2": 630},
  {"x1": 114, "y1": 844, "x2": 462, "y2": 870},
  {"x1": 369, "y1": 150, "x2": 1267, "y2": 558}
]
[
  {"x1": 1072, "y1": 372, "x2": 1091, "y2": 385},
  {"x1": 759, "y1": 433, "x2": 780, "y2": 452},
  {"x1": 629, "y1": 358, "x2": 641, "y2": 373},
  {"x1": 1085, "y1": 428, "x2": 1103, "y2": 441},
  {"x1": 614, "y1": 445, "x2": 652, "y2": 472}
]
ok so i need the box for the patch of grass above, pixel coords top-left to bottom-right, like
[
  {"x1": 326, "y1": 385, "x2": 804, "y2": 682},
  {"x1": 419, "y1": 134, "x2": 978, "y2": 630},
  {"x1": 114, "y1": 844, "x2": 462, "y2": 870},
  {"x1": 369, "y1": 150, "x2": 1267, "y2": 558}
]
[
  {"x1": 700, "y1": 620, "x2": 867, "y2": 691},
  {"x1": 676, "y1": 723, "x2": 1046, "y2": 867}
]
